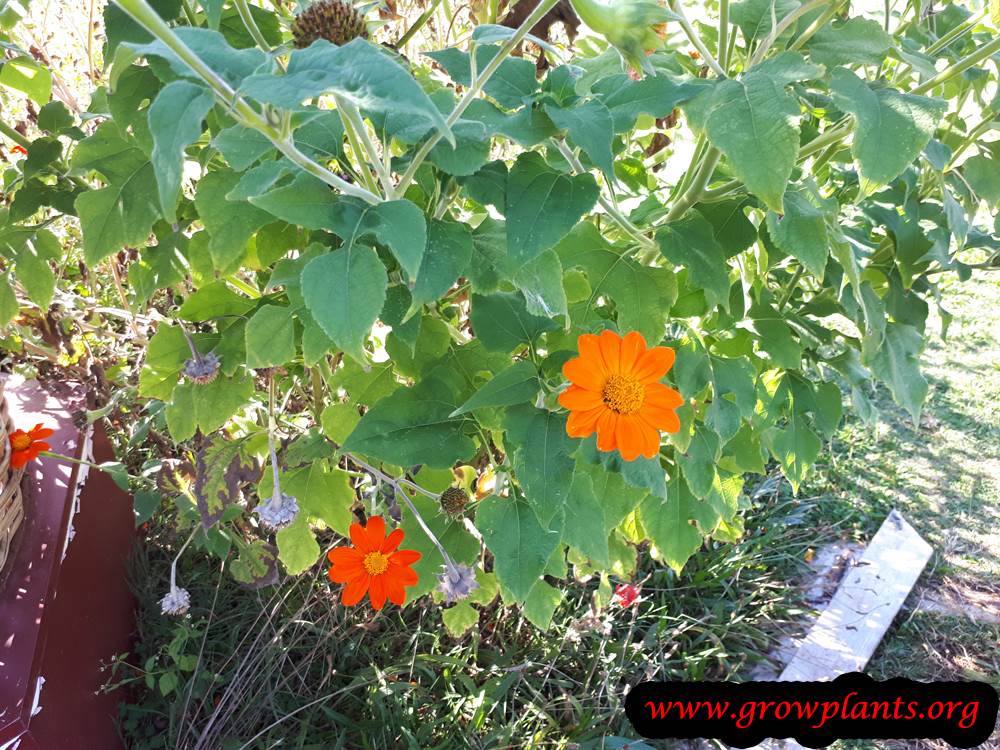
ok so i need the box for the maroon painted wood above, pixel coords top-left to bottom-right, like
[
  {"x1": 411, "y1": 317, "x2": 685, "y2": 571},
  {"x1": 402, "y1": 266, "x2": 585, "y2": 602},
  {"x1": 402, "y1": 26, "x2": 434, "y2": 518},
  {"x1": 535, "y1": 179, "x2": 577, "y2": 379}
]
[{"x1": 0, "y1": 377, "x2": 135, "y2": 749}]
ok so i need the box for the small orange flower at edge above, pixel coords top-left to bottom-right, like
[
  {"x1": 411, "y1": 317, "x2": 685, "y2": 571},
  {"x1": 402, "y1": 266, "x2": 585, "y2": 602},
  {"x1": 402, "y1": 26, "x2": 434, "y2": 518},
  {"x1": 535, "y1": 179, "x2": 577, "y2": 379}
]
[
  {"x1": 326, "y1": 516, "x2": 421, "y2": 610},
  {"x1": 9, "y1": 423, "x2": 54, "y2": 469},
  {"x1": 558, "y1": 330, "x2": 683, "y2": 462}
]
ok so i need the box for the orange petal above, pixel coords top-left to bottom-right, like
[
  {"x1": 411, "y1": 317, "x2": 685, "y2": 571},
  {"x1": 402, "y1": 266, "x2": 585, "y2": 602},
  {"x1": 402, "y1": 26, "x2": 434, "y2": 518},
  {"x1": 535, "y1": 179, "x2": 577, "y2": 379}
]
[
  {"x1": 577, "y1": 334, "x2": 607, "y2": 375},
  {"x1": 386, "y1": 576, "x2": 407, "y2": 605},
  {"x1": 328, "y1": 560, "x2": 364, "y2": 583},
  {"x1": 10, "y1": 452, "x2": 27, "y2": 469},
  {"x1": 557, "y1": 384, "x2": 603, "y2": 411},
  {"x1": 30, "y1": 427, "x2": 54, "y2": 440},
  {"x1": 390, "y1": 549, "x2": 421, "y2": 566},
  {"x1": 644, "y1": 382, "x2": 684, "y2": 409},
  {"x1": 616, "y1": 415, "x2": 643, "y2": 462},
  {"x1": 391, "y1": 564, "x2": 419, "y2": 587},
  {"x1": 365, "y1": 515, "x2": 386, "y2": 544},
  {"x1": 598, "y1": 330, "x2": 623, "y2": 374},
  {"x1": 632, "y1": 346, "x2": 676, "y2": 383},
  {"x1": 595, "y1": 410, "x2": 618, "y2": 453},
  {"x1": 619, "y1": 331, "x2": 647, "y2": 374},
  {"x1": 349, "y1": 522, "x2": 370, "y2": 552},
  {"x1": 328, "y1": 547, "x2": 361, "y2": 566},
  {"x1": 635, "y1": 415, "x2": 663, "y2": 458},
  {"x1": 32, "y1": 442, "x2": 50, "y2": 454},
  {"x1": 369, "y1": 575, "x2": 387, "y2": 610},
  {"x1": 563, "y1": 357, "x2": 604, "y2": 392},
  {"x1": 567, "y1": 405, "x2": 604, "y2": 437},
  {"x1": 341, "y1": 576, "x2": 369, "y2": 606},
  {"x1": 382, "y1": 527, "x2": 405, "y2": 554}
]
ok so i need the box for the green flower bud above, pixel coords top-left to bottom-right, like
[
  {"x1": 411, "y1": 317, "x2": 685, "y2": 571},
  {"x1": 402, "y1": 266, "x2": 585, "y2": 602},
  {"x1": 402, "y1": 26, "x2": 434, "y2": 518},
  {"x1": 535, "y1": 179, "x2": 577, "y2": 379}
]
[{"x1": 568, "y1": 0, "x2": 675, "y2": 74}]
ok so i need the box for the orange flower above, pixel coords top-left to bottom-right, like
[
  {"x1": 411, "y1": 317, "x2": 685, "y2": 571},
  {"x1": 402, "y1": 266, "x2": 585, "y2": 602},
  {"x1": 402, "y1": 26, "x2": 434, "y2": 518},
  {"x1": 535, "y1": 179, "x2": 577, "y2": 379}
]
[
  {"x1": 558, "y1": 330, "x2": 683, "y2": 461},
  {"x1": 326, "y1": 516, "x2": 421, "y2": 610},
  {"x1": 9, "y1": 423, "x2": 54, "y2": 469}
]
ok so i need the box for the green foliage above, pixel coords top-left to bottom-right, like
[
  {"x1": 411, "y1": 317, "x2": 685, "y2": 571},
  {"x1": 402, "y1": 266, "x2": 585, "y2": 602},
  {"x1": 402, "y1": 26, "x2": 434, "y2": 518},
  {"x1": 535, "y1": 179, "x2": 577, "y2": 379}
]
[{"x1": 3, "y1": 0, "x2": 999, "y2": 629}]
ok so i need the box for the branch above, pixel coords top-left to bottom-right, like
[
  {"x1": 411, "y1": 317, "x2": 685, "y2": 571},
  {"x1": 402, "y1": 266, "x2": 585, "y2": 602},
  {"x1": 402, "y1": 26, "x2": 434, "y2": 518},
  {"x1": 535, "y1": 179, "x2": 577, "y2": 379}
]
[{"x1": 670, "y1": 0, "x2": 727, "y2": 77}]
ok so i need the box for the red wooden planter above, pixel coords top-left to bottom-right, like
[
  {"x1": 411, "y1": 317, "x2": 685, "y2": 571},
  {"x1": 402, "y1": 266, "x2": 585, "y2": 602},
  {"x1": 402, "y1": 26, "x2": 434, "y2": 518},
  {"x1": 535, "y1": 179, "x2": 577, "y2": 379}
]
[{"x1": 0, "y1": 377, "x2": 135, "y2": 750}]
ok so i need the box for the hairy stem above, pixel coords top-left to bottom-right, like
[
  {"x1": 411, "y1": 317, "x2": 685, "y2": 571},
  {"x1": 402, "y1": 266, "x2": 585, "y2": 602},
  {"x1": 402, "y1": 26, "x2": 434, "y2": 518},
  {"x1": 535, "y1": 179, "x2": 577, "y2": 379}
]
[
  {"x1": 749, "y1": 0, "x2": 830, "y2": 68},
  {"x1": 670, "y1": 0, "x2": 727, "y2": 77},
  {"x1": 912, "y1": 34, "x2": 1000, "y2": 95},
  {"x1": 336, "y1": 95, "x2": 395, "y2": 198}
]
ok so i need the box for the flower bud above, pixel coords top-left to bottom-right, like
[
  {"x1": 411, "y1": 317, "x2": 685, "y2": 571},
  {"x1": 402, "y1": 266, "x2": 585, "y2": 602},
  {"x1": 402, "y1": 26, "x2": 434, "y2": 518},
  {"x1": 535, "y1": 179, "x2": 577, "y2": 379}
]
[
  {"x1": 160, "y1": 586, "x2": 191, "y2": 616},
  {"x1": 439, "y1": 486, "x2": 470, "y2": 516},
  {"x1": 568, "y1": 0, "x2": 674, "y2": 74},
  {"x1": 292, "y1": 0, "x2": 369, "y2": 49},
  {"x1": 183, "y1": 352, "x2": 221, "y2": 385}
]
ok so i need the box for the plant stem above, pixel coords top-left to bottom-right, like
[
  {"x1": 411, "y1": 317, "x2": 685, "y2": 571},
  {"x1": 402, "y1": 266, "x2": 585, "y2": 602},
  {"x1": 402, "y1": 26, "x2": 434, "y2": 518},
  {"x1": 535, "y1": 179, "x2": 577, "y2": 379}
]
[
  {"x1": 665, "y1": 147, "x2": 721, "y2": 221},
  {"x1": 718, "y1": 0, "x2": 730, "y2": 71},
  {"x1": 946, "y1": 113, "x2": 998, "y2": 170},
  {"x1": 396, "y1": 0, "x2": 445, "y2": 49},
  {"x1": 778, "y1": 265, "x2": 804, "y2": 310},
  {"x1": 336, "y1": 95, "x2": 395, "y2": 198},
  {"x1": 550, "y1": 139, "x2": 656, "y2": 252},
  {"x1": 912, "y1": 35, "x2": 1000, "y2": 95},
  {"x1": 232, "y1": 0, "x2": 271, "y2": 53},
  {"x1": 113, "y1": 0, "x2": 381, "y2": 205},
  {"x1": 337, "y1": 97, "x2": 382, "y2": 197},
  {"x1": 749, "y1": 0, "x2": 830, "y2": 68},
  {"x1": 788, "y1": 0, "x2": 846, "y2": 51},
  {"x1": 227, "y1": 274, "x2": 262, "y2": 299},
  {"x1": 0, "y1": 118, "x2": 31, "y2": 149},
  {"x1": 396, "y1": 0, "x2": 561, "y2": 193},
  {"x1": 39, "y1": 450, "x2": 113, "y2": 472},
  {"x1": 670, "y1": 0, "x2": 726, "y2": 77}
]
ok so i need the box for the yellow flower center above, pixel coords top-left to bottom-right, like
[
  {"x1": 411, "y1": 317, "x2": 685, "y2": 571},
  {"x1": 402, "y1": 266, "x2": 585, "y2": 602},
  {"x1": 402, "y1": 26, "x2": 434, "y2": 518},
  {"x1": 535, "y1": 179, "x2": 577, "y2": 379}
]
[
  {"x1": 362, "y1": 551, "x2": 389, "y2": 576},
  {"x1": 11, "y1": 434, "x2": 32, "y2": 451},
  {"x1": 602, "y1": 374, "x2": 645, "y2": 415}
]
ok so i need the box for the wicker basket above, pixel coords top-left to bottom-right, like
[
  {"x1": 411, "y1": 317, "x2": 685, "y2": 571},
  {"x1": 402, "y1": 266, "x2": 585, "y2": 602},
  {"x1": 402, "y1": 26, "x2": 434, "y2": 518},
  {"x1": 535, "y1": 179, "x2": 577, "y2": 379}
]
[{"x1": 0, "y1": 380, "x2": 25, "y2": 573}]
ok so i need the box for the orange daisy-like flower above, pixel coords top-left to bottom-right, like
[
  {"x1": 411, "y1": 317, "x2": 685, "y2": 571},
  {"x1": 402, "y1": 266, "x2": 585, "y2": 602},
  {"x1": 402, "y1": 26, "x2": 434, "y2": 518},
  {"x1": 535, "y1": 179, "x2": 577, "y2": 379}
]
[
  {"x1": 326, "y1": 516, "x2": 422, "y2": 610},
  {"x1": 9, "y1": 423, "x2": 54, "y2": 469},
  {"x1": 557, "y1": 330, "x2": 683, "y2": 461}
]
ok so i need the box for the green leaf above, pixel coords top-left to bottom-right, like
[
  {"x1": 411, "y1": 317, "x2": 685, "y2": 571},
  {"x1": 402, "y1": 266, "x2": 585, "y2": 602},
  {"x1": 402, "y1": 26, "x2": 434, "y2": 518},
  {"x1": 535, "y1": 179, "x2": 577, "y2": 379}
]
[
  {"x1": 638, "y1": 473, "x2": 704, "y2": 573},
  {"x1": 676, "y1": 425, "x2": 720, "y2": 500},
  {"x1": 0, "y1": 56, "x2": 52, "y2": 104},
  {"x1": 277, "y1": 461, "x2": 356, "y2": 537},
  {"x1": 512, "y1": 249, "x2": 568, "y2": 319},
  {"x1": 685, "y1": 72, "x2": 800, "y2": 213},
  {"x1": 2, "y1": 228, "x2": 60, "y2": 310},
  {"x1": 544, "y1": 100, "x2": 615, "y2": 179},
  {"x1": 148, "y1": 80, "x2": 214, "y2": 222},
  {"x1": 165, "y1": 374, "x2": 254, "y2": 441},
  {"x1": 344, "y1": 373, "x2": 474, "y2": 468},
  {"x1": 38, "y1": 101, "x2": 74, "y2": 134},
  {"x1": 301, "y1": 243, "x2": 387, "y2": 362},
  {"x1": 128, "y1": 27, "x2": 266, "y2": 89},
  {"x1": 276, "y1": 514, "x2": 321, "y2": 575},
  {"x1": 557, "y1": 223, "x2": 677, "y2": 344},
  {"x1": 475, "y1": 494, "x2": 559, "y2": 604},
  {"x1": 749, "y1": 303, "x2": 802, "y2": 369},
  {"x1": 656, "y1": 212, "x2": 730, "y2": 311},
  {"x1": 213, "y1": 125, "x2": 274, "y2": 171},
  {"x1": 243, "y1": 39, "x2": 452, "y2": 144},
  {"x1": 469, "y1": 292, "x2": 559, "y2": 352},
  {"x1": 463, "y1": 100, "x2": 557, "y2": 147},
  {"x1": 765, "y1": 188, "x2": 832, "y2": 279},
  {"x1": 592, "y1": 74, "x2": 707, "y2": 133},
  {"x1": 505, "y1": 406, "x2": 577, "y2": 526},
  {"x1": 408, "y1": 220, "x2": 473, "y2": 314},
  {"x1": 963, "y1": 155, "x2": 1000, "y2": 206},
  {"x1": 320, "y1": 402, "x2": 362, "y2": 445},
  {"x1": 0, "y1": 275, "x2": 18, "y2": 328},
  {"x1": 864, "y1": 321, "x2": 928, "y2": 424},
  {"x1": 806, "y1": 17, "x2": 893, "y2": 68},
  {"x1": 245, "y1": 304, "x2": 296, "y2": 369},
  {"x1": 522, "y1": 581, "x2": 564, "y2": 630},
  {"x1": 139, "y1": 324, "x2": 216, "y2": 400},
  {"x1": 177, "y1": 281, "x2": 254, "y2": 322},
  {"x1": 706, "y1": 355, "x2": 757, "y2": 442},
  {"x1": 129, "y1": 232, "x2": 188, "y2": 304},
  {"x1": 427, "y1": 120, "x2": 490, "y2": 176},
  {"x1": 451, "y1": 361, "x2": 540, "y2": 416},
  {"x1": 829, "y1": 68, "x2": 946, "y2": 189},
  {"x1": 193, "y1": 437, "x2": 257, "y2": 527},
  {"x1": 442, "y1": 601, "x2": 480, "y2": 636},
  {"x1": 765, "y1": 413, "x2": 821, "y2": 493},
  {"x1": 751, "y1": 51, "x2": 825, "y2": 84},
  {"x1": 194, "y1": 169, "x2": 274, "y2": 272},
  {"x1": 505, "y1": 152, "x2": 599, "y2": 267},
  {"x1": 71, "y1": 122, "x2": 160, "y2": 265}
]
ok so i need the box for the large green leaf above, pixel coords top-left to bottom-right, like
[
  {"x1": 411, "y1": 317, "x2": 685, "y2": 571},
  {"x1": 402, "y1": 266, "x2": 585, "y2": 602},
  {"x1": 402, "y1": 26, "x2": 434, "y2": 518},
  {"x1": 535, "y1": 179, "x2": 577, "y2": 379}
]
[
  {"x1": 71, "y1": 122, "x2": 160, "y2": 265},
  {"x1": 194, "y1": 169, "x2": 274, "y2": 272},
  {"x1": 505, "y1": 406, "x2": 577, "y2": 526},
  {"x1": 245, "y1": 304, "x2": 296, "y2": 369},
  {"x1": 730, "y1": 0, "x2": 800, "y2": 41},
  {"x1": 765, "y1": 188, "x2": 833, "y2": 279},
  {"x1": 165, "y1": 374, "x2": 254, "y2": 441},
  {"x1": 148, "y1": 80, "x2": 215, "y2": 222},
  {"x1": 451, "y1": 361, "x2": 540, "y2": 416},
  {"x1": 243, "y1": 39, "x2": 452, "y2": 143},
  {"x1": 592, "y1": 74, "x2": 707, "y2": 133},
  {"x1": 864, "y1": 321, "x2": 928, "y2": 424},
  {"x1": 505, "y1": 152, "x2": 599, "y2": 267},
  {"x1": 806, "y1": 17, "x2": 893, "y2": 68},
  {"x1": 408, "y1": 220, "x2": 473, "y2": 313},
  {"x1": 829, "y1": 68, "x2": 946, "y2": 188},
  {"x1": 425, "y1": 45, "x2": 539, "y2": 110},
  {"x1": 638, "y1": 473, "x2": 704, "y2": 573},
  {"x1": 475, "y1": 494, "x2": 560, "y2": 604},
  {"x1": 544, "y1": 100, "x2": 615, "y2": 179},
  {"x1": 301, "y1": 243, "x2": 387, "y2": 362},
  {"x1": 656, "y1": 212, "x2": 730, "y2": 311},
  {"x1": 685, "y1": 72, "x2": 800, "y2": 213},
  {"x1": 558, "y1": 222, "x2": 677, "y2": 343},
  {"x1": 343, "y1": 373, "x2": 475, "y2": 468},
  {"x1": 765, "y1": 413, "x2": 821, "y2": 493},
  {"x1": 470, "y1": 292, "x2": 559, "y2": 352}
]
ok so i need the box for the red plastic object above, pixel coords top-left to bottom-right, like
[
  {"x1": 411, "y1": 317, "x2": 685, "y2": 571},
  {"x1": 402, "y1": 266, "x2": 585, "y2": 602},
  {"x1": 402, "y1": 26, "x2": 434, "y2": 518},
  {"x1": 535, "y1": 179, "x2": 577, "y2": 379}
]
[{"x1": 0, "y1": 377, "x2": 135, "y2": 749}]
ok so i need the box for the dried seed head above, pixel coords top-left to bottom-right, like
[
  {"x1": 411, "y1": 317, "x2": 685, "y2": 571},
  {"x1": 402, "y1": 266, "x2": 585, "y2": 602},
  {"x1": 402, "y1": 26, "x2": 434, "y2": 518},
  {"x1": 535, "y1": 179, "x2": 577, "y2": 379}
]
[
  {"x1": 292, "y1": 0, "x2": 369, "y2": 49},
  {"x1": 160, "y1": 586, "x2": 191, "y2": 616},
  {"x1": 439, "y1": 486, "x2": 470, "y2": 516},
  {"x1": 183, "y1": 352, "x2": 221, "y2": 385},
  {"x1": 257, "y1": 492, "x2": 300, "y2": 531},
  {"x1": 437, "y1": 562, "x2": 479, "y2": 604}
]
